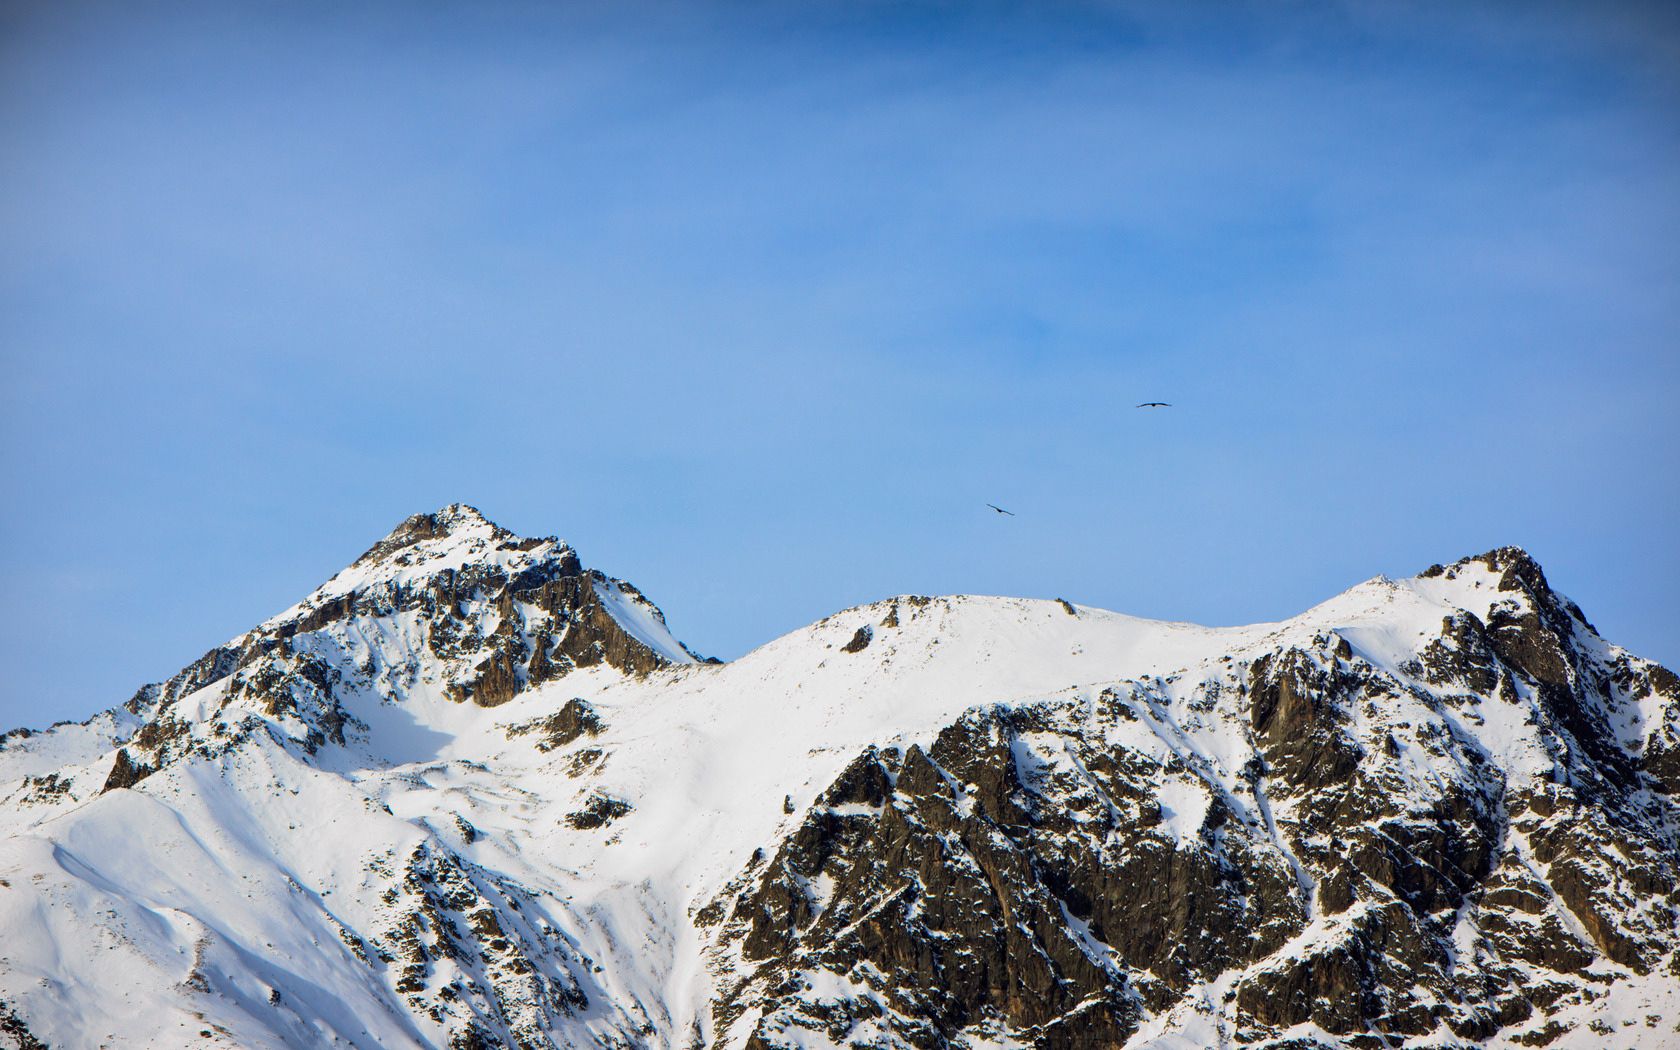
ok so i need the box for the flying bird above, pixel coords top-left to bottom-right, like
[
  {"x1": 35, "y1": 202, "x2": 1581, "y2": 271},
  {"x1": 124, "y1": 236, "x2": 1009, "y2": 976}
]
[
  {"x1": 987, "y1": 504, "x2": 1015, "y2": 516},
  {"x1": 1136, "y1": 401, "x2": 1172, "y2": 408}
]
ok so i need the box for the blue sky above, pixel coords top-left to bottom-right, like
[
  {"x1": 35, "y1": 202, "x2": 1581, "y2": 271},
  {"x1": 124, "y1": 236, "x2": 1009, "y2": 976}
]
[{"x1": 3, "y1": 1, "x2": 1677, "y2": 727}]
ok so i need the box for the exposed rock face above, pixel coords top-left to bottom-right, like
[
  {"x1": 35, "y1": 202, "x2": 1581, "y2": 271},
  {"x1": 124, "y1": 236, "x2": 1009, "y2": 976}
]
[
  {"x1": 565, "y1": 793, "x2": 634, "y2": 830},
  {"x1": 323, "y1": 506, "x2": 687, "y2": 706},
  {"x1": 709, "y1": 551, "x2": 1680, "y2": 1049},
  {"x1": 0, "y1": 1001, "x2": 48, "y2": 1050},
  {"x1": 1641, "y1": 703, "x2": 1680, "y2": 798},
  {"x1": 2, "y1": 526, "x2": 1676, "y2": 1050},
  {"x1": 840, "y1": 626, "x2": 873, "y2": 653},
  {"x1": 506, "y1": 698, "x2": 606, "y2": 752},
  {"x1": 372, "y1": 841, "x2": 592, "y2": 1046},
  {"x1": 0, "y1": 507, "x2": 704, "y2": 1049},
  {"x1": 97, "y1": 505, "x2": 695, "y2": 784},
  {"x1": 99, "y1": 747, "x2": 154, "y2": 793}
]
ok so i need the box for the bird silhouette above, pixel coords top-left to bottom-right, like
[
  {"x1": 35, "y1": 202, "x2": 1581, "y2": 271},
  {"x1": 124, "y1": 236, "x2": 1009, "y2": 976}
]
[
  {"x1": 1136, "y1": 402, "x2": 1172, "y2": 408},
  {"x1": 987, "y1": 504, "x2": 1015, "y2": 516}
]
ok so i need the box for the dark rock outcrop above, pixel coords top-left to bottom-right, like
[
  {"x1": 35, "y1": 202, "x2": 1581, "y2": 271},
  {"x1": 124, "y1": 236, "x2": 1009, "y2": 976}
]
[
  {"x1": 565, "y1": 793, "x2": 633, "y2": 830},
  {"x1": 100, "y1": 747, "x2": 154, "y2": 793},
  {"x1": 8, "y1": 528, "x2": 1675, "y2": 1050},
  {"x1": 708, "y1": 549, "x2": 1680, "y2": 1048},
  {"x1": 506, "y1": 698, "x2": 605, "y2": 752},
  {"x1": 83, "y1": 506, "x2": 691, "y2": 790}
]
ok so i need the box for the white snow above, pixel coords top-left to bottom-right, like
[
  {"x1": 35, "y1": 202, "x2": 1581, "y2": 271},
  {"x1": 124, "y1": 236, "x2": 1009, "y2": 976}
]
[
  {"x1": 0, "y1": 538, "x2": 1671, "y2": 1049},
  {"x1": 590, "y1": 578, "x2": 694, "y2": 665}
]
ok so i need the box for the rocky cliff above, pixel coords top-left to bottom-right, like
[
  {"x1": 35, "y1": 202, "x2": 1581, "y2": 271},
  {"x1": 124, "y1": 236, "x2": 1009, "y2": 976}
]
[{"x1": 0, "y1": 512, "x2": 1675, "y2": 1049}]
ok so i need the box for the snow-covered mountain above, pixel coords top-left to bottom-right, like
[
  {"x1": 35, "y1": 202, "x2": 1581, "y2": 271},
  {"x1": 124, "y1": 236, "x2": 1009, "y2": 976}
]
[{"x1": 2, "y1": 506, "x2": 1677, "y2": 1050}]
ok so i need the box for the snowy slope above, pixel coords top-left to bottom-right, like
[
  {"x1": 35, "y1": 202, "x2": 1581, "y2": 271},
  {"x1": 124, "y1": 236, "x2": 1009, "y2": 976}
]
[{"x1": 1, "y1": 511, "x2": 1677, "y2": 1050}]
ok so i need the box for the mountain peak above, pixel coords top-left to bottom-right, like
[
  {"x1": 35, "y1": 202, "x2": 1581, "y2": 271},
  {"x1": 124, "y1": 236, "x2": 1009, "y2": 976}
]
[
  {"x1": 1417, "y1": 544, "x2": 1538, "y2": 582},
  {"x1": 85, "y1": 505, "x2": 698, "y2": 770},
  {"x1": 348, "y1": 503, "x2": 511, "y2": 569},
  {"x1": 430, "y1": 501, "x2": 496, "y2": 530},
  {"x1": 1413, "y1": 544, "x2": 1595, "y2": 631},
  {"x1": 263, "y1": 505, "x2": 694, "y2": 709},
  {"x1": 3, "y1": 528, "x2": 1678, "y2": 1049},
  {"x1": 1467, "y1": 543, "x2": 1553, "y2": 595}
]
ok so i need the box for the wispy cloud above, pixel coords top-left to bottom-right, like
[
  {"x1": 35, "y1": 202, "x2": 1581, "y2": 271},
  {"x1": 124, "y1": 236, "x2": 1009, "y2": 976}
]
[{"x1": 2, "y1": 1, "x2": 1677, "y2": 722}]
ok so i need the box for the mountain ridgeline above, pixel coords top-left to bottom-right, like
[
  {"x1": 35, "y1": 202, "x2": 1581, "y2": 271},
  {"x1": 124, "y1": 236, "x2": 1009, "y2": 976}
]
[{"x1": 1, "y1": 506, "x2": 1677, "y2": 1050}]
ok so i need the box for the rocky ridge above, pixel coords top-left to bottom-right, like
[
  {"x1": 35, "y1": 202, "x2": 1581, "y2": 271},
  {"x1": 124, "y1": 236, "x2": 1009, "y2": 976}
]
[
  {"x1": 1, "y1": 511, "x2": 1677, "y2": 1050},
  {"x1": 92, "y1": 504, "x2": 696, "y2": 788}
]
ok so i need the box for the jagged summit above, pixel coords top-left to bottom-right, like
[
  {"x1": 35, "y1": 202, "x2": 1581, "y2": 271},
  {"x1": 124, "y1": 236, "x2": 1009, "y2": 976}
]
[
  {"x1": 349, "y1": 502, "x2": 512, "y2": 566},
  {"x1": 265, "y1": 504, "x2": 688, "y2": 670},
  {"x1": 1429, "y1": 543, "x2": 1540, "y2": 575},
  {"x1": 1419, "y1": 544, "x2": 1599, "y2": 631},
  {"x1": 2, "y1": 530, "x2": 1678, "y2": 1049},
  {"x1": 63, "y1": 506, "x2": 702, "y2": 788},
  {"x1": 312, "y1": 504, "x2": 579, "y2": 605},
  {"x1": 393, "y1": 501, "x2": 499, "y2": 534},
  {"x1": 1421, "y1": 544, "x2": 1552, "y2": 598}
]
